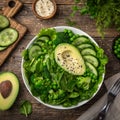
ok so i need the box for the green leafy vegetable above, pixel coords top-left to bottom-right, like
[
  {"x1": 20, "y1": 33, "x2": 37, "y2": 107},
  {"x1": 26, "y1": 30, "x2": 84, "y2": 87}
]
[
  {"x1": 38, "y1": 28, "x2": 56, "y2": 40},
  {"x1": 71, "y1": 0, "x2": 120, "y2": 37},
  {"x1": 19, "y1": 100, "x2": 32, "y2": 117}
]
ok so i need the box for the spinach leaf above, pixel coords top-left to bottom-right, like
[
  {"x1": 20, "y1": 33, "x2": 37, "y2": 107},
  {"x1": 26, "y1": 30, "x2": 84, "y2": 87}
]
[
  {"x1": 19, "y1": 100, "x2": 32, "y2": 117},
  {"x1": 53, "y1": 32, "x2": 70, "y2": 46}
]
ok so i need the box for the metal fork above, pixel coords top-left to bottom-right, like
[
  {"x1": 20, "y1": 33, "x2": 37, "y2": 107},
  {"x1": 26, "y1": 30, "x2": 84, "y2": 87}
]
[{"x1": 94, "y1": 78, "x2": 120, "y2": 120}]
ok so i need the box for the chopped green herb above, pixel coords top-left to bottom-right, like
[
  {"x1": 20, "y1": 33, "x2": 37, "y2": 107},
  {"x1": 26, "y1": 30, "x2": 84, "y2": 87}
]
[{"x1": 71, "y1": 0, "x2": 120, "y2": 37}]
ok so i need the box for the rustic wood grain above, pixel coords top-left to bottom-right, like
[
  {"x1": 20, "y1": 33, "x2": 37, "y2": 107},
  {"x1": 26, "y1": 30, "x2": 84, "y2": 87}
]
[
  {"x1": 3, "y1": 0, "x2": 23, "y2": 17},
  {"x1": 0, "y1": 1, "x2": 120, "y2": 120},
  {"x1": 0, "y1": 0, "x2": 76, "y2": 4},
  {"x1": 0, "y1": 0, "x2": 27, "y2": 66}
]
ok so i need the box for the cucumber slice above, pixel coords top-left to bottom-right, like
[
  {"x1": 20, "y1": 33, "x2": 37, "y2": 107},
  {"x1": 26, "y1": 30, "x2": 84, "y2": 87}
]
[
  {"x1": 33, "y1": 40, "x2": 44, "y2": 47},
  {"x1": 29, "y1": 45, "x2": 41, "y2": 60},
  {"x1": 81, "y1": 48, "x2": 96, "y2": 56},
  {"x1": 86, "y1": 62, "x2": 98, "y2": 76},
  {"x1": 83, "y1": 55, "x2": 99, "y2": 67},
  {"x1": 0, "y1": 46, "x2": 7, "y2": 51},
  {"x1": 0, "y1": 28, "x2": 18, "y2": 47},
  {"x1": 72, "y1": 36, "x2": 90, "y2": 46},
  {"x1": 38, "y1": 36, "x2": 49, "y2": 42},
  {"x1": 78, "y1": 43, "x2": 94, "y2": 50},
  {"x1": 0, "y1": 15, "x2": 10, "y2": 30}
]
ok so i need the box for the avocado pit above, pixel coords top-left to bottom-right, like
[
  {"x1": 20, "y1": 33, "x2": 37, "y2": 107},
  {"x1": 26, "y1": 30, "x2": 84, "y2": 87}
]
[{"x1": 0, "y1": 80, "x2": 12, "y2": 98}]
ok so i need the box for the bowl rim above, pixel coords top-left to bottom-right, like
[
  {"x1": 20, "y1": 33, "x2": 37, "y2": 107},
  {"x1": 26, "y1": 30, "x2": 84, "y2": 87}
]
[
  {"x1": 21, "y1": 26, "x2": 105, "y2": 109},
  {"x1": 32, "y1": 0, "x2": 57, "y2": 19}
]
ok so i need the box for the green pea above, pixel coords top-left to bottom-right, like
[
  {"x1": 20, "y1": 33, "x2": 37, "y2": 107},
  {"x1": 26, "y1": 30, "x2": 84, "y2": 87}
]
[
  {"x1": 115, "y1": 40, "x2": 119, "y2": 43},
  {"x1": 118, "y1": 44, "x2": 120, "y2": 48},
  {"x1": 48, "y1": 41, "x2": 52, "y2": 45},
  {"x1": 43, "y1": 49, "x2": 47, "y2": 53},
  {"x1": 117, "y1": 54, "x2": 120, "y2": 58},
  {"x1": 67, "y1": 30, "x2": 71, "y2": 33},
  {"x1": 53, "y1": 84, "x2": 57, "y2": 89},
  {"x1": 114, "y1": 50, "x2": 118, "y2": 54},
  {"x1": 49, "y1": 89, "x2": 54, "y2": 94},
  {"x1": 69, "y1": 33, "x2": 73, "y2": 37},
  {"x1": 40, "y1": 55, "x2": 44, "y2": 59},
  {"x1": 114, "y1": 46, "x2": 117, "y2": 49},
  {"x1": 93, "y1": 75, "x2": 97, "y2": 79},
  {"x1": 53, "y1": 45, "x2": 56, "y2": 48},
  {"x1": 64, "y1": 29, "x2": 68, "y2": 33},
  {"x1": 117, "y1": 48, "x2": 120, "y2": 52},
  {"x1": 90, "y1": 73, "x2": 93, "y2": 77},
  {"x1": 70, "y1": 37, "x2": 74, "y2": 41},
  {"x1": 118, "y1": 38, "x2": 120, "y2": 41},
  {"x1": 72, "y1": 35, "x2": 76, "y2": 39}
]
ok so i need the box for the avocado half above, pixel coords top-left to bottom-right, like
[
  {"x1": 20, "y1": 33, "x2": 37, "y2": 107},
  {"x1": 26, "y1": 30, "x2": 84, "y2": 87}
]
[
  {"x1": 55, "y1": 43, "x2": 86, "y2": 75},
  {"x1": 0, "y1": 72, "x2": 19, "y2": 111}
]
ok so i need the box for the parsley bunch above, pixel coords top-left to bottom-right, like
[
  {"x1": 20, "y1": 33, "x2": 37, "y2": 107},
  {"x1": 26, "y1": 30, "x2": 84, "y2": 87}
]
[{"x1": 72, "y1": 0, "x2": 120, "y2": 37}]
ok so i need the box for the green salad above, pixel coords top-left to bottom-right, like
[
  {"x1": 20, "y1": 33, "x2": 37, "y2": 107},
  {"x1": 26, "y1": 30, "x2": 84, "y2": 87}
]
[{"x1": 22, "y1": 28, "x2": 108, "y2": 107}]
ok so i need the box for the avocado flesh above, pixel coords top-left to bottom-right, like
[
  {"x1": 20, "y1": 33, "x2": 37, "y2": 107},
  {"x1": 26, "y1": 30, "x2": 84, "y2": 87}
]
[
  {"x1": 55, "y1": 43, "x2": 86, "y2": 75},
  {"x1": 0, "y1": 72, "x2": 19, "y2": 111}
]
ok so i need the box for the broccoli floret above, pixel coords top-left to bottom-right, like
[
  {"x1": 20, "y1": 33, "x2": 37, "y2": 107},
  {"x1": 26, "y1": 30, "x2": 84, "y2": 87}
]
[{"x1": 76, "y1": 77, "x2": 91, "y2": 90}]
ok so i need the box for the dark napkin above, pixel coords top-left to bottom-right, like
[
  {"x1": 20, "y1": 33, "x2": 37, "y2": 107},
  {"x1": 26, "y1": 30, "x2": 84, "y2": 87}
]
[{"x1": 77, "y1": 72, "x2": 120, "y2": 120}]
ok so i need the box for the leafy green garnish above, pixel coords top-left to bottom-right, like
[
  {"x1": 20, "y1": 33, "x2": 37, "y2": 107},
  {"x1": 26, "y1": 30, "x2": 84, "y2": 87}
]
[
  {"x1": 19, "y1": 100, "x2": 32, "y2": 117},
  {"x1": 38, "y1": 28, "x2": 56, "y2": 40},
  {"x1": 71, "y1": 0, "x2": 120, "y2": 37}
]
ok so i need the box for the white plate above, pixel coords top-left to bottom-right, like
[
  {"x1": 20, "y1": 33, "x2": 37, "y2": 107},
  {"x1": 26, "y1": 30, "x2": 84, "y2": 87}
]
[{"x1": 21, "y1": 26, "x2": 104, "y2": 109}]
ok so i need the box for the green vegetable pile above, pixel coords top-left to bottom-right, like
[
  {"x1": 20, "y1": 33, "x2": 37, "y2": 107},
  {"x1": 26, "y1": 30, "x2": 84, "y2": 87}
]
[
  {"x1": 113, "y1": 36, "x2": 120, "y2": 59},
  {"x1": 72, "y1": 0, "x2": 120, "y2": 37},
  {"x1": 22, "y1": 28, "x2": 108, "y2": 107}
]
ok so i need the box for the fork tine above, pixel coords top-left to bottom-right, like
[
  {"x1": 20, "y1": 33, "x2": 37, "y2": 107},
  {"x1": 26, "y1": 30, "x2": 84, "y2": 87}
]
[
  {"x1": 114, "y1": 82, "x2": 120, "y2": 95},
  {"x1": 109, "y1": 78, "x2": 120, "y2": 91},
  {"x1": 112, "y1": 79, "x2": 120, "y2": 91},
  {"x1": 110, "y1": 78, "x2": 120, "y2": 95}
]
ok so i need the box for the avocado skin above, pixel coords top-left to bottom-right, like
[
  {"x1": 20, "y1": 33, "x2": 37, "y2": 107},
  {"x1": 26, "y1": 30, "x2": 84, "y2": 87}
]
[{"x1": 0, "y1": 72, "x2": 19, "y2": 111}]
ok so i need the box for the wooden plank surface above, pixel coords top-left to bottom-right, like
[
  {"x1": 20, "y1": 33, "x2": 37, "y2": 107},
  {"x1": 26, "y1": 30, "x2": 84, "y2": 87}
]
[
  {"x1": 0, "y1": 0, "x2": 27, "y2": 66},
  {"x1": 0, "y1": 0, "x2": 120, "y2": 120}
]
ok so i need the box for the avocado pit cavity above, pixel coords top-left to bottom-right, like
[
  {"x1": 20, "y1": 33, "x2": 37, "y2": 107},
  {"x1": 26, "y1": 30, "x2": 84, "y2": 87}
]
[{"x1": 0, "y1": 80, "x2": 12, "y2": 98}]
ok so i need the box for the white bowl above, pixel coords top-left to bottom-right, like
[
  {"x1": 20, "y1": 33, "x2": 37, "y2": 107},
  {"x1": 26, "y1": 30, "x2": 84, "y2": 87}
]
[{"x1": 21, "y1": 26, "x2": 104, "y2": 109}]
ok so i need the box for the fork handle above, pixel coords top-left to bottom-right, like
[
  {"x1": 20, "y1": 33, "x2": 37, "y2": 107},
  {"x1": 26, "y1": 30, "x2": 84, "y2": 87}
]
[
  {"x1": 94, "y1": 109, "x2": 106, "y2": 120},
  {"x1": 93, "y1": 102, "x2": 112, "y2": 120}
]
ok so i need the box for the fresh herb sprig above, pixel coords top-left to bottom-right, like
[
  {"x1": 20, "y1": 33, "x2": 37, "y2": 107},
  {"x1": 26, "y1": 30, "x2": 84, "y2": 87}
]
[
  {"x1": 71, "y1": 0, "x2": 120, "y2": 37},
  {"x1": 19, "y1": 100, "x2": 32, "y2": 117}
]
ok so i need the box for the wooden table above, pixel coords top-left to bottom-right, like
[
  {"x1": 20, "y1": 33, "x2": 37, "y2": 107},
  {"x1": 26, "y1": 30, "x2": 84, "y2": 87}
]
[{"x1": 0, "y1": 0, "x2": 120, "y2": 120}]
